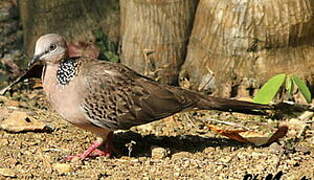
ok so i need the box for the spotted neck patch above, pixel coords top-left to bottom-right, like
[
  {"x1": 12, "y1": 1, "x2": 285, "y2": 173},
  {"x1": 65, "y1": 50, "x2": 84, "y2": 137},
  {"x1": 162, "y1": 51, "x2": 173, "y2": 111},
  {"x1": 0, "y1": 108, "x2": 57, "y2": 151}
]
[{"x1": 56, "y1": 58, "x2": 79, "y2": 85}]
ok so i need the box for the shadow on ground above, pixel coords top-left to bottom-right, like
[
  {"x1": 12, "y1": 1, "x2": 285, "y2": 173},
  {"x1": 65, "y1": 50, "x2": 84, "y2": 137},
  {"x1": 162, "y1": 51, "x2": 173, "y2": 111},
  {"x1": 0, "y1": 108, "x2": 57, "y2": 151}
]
[{"x1": 113, "y1": 131, "x2": 250, "y2": 157}]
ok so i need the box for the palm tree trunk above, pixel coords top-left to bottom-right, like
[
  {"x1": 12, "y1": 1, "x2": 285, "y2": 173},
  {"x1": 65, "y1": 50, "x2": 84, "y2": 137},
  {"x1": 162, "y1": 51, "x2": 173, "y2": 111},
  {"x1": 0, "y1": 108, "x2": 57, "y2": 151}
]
[
  {"x1": 120, "y1": 0, "x2": 199, "y2": 85},
  {"x1": 180, "y1": 0, "x2": 314, "y2": 101}
]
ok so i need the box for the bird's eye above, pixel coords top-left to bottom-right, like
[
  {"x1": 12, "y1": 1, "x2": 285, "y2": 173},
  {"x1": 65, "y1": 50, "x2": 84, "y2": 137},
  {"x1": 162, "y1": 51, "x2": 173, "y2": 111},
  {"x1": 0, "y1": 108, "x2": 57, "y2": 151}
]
[{"x1": 49, "y1": 44, "x2": 57, "y2": 51}]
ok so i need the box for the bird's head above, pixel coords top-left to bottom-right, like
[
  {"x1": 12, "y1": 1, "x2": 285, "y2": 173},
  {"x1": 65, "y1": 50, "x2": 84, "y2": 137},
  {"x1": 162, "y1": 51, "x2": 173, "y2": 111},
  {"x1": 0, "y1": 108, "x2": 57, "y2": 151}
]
[{"x1": 29, "y1": 34, "x2": 68, "y2": 67}]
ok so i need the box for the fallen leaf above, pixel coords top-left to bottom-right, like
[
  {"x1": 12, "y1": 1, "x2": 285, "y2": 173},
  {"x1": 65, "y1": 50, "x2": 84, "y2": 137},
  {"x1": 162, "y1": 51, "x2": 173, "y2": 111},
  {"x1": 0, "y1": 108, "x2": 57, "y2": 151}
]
[
  {"x1": 207, "y1": 124, "x2": 288, "y2": 146},
  {"x1": 264, "y1": 125, "x2": 288, "y2": 145},
  {"x1": 239, "y1": 131, "x2": 268, "y2": 146},
  {"x1": 0, "y1": 96, "x2": 22, "y2": 107},
  {"x1": 0, "y1": 111, "x2": 47, "y2": 132},
  {"x1": 207, "y1": 124, "x2": 248, "y2": 143},
  {"x1": 0, "y1": 168, "x2": 16, "y2": 178}
]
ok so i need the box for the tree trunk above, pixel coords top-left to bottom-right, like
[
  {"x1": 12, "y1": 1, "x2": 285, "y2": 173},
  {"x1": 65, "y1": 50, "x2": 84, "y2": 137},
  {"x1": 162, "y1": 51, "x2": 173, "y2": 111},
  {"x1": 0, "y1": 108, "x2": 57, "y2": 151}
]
[
  {"x1": 120, "y1": 0, "x2": 198, "y2": 85},
  {"x1": 0, "y1": 0, "x2": 20, "y2": 56},
  {"x1": 179, "y1": 0, "x2": 314, "y2": 100},
  {"x1": 19, "y1": 0, "x2": 120, "y2": 56}
]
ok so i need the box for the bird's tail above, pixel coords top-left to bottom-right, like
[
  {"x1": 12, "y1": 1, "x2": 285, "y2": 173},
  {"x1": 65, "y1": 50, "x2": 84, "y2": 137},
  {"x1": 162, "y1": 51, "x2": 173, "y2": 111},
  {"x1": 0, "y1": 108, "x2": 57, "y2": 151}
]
[{"x1": 196, "y1": 95, "x2": 271, "y2": 115}]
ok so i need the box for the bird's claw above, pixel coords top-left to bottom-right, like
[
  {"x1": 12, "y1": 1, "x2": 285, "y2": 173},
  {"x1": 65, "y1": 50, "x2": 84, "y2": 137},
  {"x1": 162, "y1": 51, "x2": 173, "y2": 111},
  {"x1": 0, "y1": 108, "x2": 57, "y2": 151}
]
[{"x1": 64, "y1": 149, "x2": 111, "y2": 161}]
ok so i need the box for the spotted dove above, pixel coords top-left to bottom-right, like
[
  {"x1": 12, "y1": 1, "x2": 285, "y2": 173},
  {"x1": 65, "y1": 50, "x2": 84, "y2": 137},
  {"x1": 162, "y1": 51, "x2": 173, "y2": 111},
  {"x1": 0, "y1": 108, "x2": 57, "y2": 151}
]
[{"x1": 29, "y1": 34, "x2": 269, "y2": 160}]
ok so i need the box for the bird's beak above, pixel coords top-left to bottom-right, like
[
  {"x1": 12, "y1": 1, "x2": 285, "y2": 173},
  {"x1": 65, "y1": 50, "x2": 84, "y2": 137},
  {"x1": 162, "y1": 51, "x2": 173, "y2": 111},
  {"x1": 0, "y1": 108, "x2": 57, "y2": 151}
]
[{"x1": 28, "y1": 52, "x2": 44, "y2": 67}]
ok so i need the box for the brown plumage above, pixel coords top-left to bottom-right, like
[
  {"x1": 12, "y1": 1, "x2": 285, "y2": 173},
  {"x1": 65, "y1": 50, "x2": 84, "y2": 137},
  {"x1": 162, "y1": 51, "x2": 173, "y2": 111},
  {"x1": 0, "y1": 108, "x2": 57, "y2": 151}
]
[{"x1": 30, "y1": 34, "x2": 269, "y2": 160}]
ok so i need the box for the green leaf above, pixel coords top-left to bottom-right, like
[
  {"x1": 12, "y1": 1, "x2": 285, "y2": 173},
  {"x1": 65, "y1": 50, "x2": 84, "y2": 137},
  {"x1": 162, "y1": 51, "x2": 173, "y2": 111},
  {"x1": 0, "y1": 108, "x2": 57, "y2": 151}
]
[
  {"x1": 285, "y1": 76, "x2": 293, "y2": 95},
  {"x1": 291, "y1": 75, "x2": 312, "y2": 103},
  {"x1": 253, "y1": 74, "x2": 286, "y2": 104},
  {"x1": 104, "y1": 51, "x2": 119, "y2": 63}
]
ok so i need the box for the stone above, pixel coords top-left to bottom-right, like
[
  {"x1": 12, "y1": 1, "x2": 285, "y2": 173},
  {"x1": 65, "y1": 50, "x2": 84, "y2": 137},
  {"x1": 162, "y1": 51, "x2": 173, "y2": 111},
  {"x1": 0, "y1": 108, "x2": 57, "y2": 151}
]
[
  {"x1": 268, "y1": 142, "x2": 284, "y2": 154},
  {"x1": 52, "y1": 163, "x2": 73, "y2": 174},
  {"x1": 151, "y1": 146, "x2": 170, "y2": 159}
]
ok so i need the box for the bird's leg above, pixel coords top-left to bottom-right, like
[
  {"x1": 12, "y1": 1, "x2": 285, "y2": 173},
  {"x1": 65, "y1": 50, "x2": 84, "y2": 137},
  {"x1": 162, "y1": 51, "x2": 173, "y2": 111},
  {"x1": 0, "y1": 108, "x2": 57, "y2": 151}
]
[
  {"x1": 65, "y1": 132, "x2": 114, "y2": 160},
  {"x1": 91, "y1": 131, "x2": 115, "y2": 156}
]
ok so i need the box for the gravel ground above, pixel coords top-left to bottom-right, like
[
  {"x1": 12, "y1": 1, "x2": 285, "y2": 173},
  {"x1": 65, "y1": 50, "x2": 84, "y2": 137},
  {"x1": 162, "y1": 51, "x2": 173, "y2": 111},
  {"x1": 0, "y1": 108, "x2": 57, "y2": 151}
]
[
  {"x1": 0, "y1": 86, "x2": 313, "y2": 180},
  {"x1": 0, "y1": 1, "x2": 313, "y2": 179}
]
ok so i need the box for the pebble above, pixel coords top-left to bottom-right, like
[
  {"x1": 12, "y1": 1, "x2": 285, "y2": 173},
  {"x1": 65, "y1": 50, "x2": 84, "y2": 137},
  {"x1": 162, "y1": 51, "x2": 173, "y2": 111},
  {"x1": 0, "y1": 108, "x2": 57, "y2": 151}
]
[
  {"x1": 174, "y1": 172, "x2": 180, "y2": 177},
  {"x1": 295, "y1": 145, "x2": 311, "y2": 155},
  {"x1": 52, "y1": 163, "x2": 73, "y2": 174},
  {"x1": 203, "y1": 147, "x2": 215, "y2": 154},
  {"x1": 151, "y1": 146, "x2": 170, "y2": 159},
  {"x1": 220, "y1": 156, "x2": 232, "y2": 163},
  {"x1": 0, "y1": 138, "x2": 8, "y2": 146},
  {"x1": 0, "y1": 168, "x2": 16, "y2": 178},
  {"x1": 135, "y1": 123, "x2": 155, "y2": 133},
  {"x1": 268, "y1": 142, "x2": 284, "y2": 153}
]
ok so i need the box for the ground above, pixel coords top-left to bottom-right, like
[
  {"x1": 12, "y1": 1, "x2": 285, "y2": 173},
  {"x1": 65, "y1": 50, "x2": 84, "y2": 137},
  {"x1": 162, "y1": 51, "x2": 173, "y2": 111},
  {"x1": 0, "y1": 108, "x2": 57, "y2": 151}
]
[{"x1": 0, "y1": 84, "x2": 313, "y2": 180}]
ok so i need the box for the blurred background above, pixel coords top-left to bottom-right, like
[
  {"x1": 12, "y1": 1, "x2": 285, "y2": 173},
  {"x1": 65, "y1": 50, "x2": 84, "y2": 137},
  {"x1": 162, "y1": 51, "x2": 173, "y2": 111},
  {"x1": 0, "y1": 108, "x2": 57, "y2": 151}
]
[{"x1": 1, "y1": 0, "x2": 314, "y2": 101}]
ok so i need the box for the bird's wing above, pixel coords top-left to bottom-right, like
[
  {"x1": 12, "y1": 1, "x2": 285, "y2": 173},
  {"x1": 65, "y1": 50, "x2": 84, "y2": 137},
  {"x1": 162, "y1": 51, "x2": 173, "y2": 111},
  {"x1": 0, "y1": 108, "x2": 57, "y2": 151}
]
[{"x1": 79, "y1": 59, "x2": 198, "y2": 130}]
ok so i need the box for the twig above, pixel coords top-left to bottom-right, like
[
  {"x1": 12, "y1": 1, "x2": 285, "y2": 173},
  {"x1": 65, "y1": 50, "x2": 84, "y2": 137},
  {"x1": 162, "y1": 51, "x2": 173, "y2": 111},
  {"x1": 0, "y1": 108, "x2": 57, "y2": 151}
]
[{"x1": 204, "y1": 118, "x2": 251, "y2": 131}]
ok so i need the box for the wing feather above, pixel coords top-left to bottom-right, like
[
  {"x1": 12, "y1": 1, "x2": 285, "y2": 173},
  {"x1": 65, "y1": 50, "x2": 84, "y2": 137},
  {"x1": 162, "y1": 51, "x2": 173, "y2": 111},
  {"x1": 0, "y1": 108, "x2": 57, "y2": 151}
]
[{"x1": 79, "y1": 59, "x2": 198, "y2": 130}]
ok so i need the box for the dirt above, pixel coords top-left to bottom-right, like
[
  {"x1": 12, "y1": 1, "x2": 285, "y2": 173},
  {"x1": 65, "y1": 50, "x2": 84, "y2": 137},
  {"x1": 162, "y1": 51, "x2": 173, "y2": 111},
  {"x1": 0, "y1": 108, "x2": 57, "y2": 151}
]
[
  {"x1": 0, "y1": 84, "x2": 313, "y2": 180},
  {"x1": 0, "y1": 1, "x2": 313, "y2": 179}
]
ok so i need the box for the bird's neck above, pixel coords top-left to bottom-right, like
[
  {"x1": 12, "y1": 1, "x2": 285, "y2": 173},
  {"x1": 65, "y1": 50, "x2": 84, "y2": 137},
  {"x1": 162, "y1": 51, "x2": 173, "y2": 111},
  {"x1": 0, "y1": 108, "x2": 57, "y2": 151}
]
[
  {"x1": 42, "y1": 58, "x2": 80, "y2": 89},
  {"x1": 55, "y1": 58, "x2": 79, "y2": 85},
  {"x1": 42, "y1": 58, "x2": 80, "y2": 108}
]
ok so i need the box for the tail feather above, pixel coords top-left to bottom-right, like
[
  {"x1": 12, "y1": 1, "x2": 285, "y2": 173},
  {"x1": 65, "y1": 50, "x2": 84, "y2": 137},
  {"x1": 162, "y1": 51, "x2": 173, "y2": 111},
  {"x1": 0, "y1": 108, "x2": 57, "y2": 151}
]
[{"x1": 197, "y1": 96, "x2": 271, "y2": 115}]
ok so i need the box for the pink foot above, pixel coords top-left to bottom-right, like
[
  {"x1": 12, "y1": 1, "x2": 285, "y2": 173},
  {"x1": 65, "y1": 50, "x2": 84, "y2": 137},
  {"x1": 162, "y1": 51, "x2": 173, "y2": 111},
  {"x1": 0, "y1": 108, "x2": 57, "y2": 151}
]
[{"x1": 65, "y1": 132, "x2": 115, "y2": 161}]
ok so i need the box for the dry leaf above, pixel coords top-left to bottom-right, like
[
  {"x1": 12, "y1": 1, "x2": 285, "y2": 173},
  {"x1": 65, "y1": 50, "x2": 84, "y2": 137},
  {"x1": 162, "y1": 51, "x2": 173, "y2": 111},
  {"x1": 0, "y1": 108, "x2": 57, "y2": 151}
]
[
  {"x1": 207, "y1": 124, "x2": 248, "y2": 143},
  {"x1": 0, "y1": 168, "x2": 16, "y2": 178},
  {"x1": 265, "y1": 125, "x2": 288, "y2": 145},
  {"x1": 207, "y1": 124, "x2": 288, "y2": 146},
  {"x1": 0, "y1": 111, "x2": 47, "y2": 132},
  {"x1": 239, "y1": 131, "x2": 268, "y2": 146},
  {"x1": 0, "y1": 96, "x2": 22, "y2": 107}
]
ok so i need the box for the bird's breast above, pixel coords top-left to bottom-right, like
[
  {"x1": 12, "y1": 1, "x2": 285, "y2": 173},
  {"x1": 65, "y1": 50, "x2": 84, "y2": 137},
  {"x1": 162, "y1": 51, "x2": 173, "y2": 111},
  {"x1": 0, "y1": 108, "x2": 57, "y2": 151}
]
[{"x1": 42, "y1": 64, "x2": 89, "y2": 126}]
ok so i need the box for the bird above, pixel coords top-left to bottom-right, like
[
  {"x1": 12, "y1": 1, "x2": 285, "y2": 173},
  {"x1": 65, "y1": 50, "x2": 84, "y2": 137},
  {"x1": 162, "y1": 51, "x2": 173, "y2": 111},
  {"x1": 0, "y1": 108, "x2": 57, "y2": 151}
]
[{"x1": 29, "y1": 33, "x2": 270, "y2": 160}]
